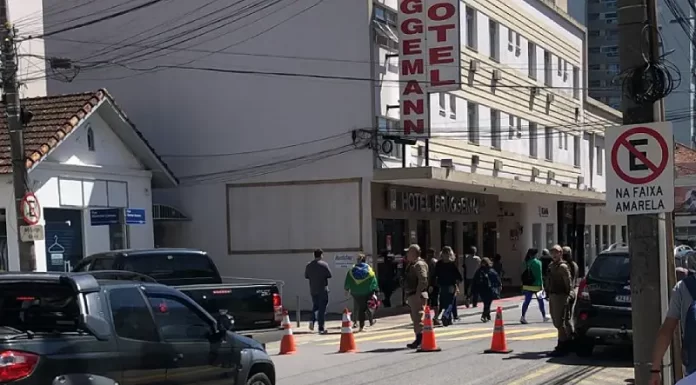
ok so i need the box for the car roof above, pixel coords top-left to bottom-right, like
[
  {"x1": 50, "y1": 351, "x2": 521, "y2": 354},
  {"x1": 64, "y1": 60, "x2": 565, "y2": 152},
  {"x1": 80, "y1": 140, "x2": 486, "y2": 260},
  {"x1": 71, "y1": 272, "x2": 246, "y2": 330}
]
[
  {"x1": 0, "y1": 272, "x2": 170, "y2": 293},
  {"x1": 88, "y1": 248, "x2": 206, "y2": 258}
]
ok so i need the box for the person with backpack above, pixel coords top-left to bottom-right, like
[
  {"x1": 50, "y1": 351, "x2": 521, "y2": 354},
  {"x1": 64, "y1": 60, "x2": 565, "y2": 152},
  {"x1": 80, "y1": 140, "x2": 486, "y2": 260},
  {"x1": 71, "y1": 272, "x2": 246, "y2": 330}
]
[
  {"x1": 650, "y1": 271, "x2": 696, "y2": 384},
  {"x1": 471, "y1": 257, "x2": 501, "y2": 322},
  {"x1": 344, "y1": 254, "x2": 378, "y2": 332},
  {"x1": 435, "y1": 246, "x2": 463, "y2": 325},
  {"x1": 520, "y1": 248, "x2": 549, "y2": 324}
]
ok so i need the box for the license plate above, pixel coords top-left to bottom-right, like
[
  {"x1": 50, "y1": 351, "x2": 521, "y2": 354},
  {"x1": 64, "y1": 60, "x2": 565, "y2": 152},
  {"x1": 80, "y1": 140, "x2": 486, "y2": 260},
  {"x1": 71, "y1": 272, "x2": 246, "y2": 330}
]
[{"x1": 615, "y1": 295, "x2": 631, "y2": 303}]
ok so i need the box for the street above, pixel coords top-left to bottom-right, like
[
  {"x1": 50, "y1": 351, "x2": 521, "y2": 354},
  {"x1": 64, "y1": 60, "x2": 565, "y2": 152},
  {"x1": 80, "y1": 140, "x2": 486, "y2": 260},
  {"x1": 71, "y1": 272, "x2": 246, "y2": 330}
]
[{"x1": 266, "y1": 303, "x2": 635, "y2": 385}]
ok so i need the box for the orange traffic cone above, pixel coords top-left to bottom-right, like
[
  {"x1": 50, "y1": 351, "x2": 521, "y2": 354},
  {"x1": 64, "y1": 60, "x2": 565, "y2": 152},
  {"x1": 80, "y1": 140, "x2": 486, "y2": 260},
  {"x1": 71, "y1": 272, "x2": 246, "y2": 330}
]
[
  {"x1": 338, "y1": 308, "x2": 358, "y2": 353},
  {"x1": 278, "y1": 309, "x2": 297, "y2": 355},
  {"x1": 484, "y1": 307, "x2": 513, "y2": 354},
  {"x1": 417, "y1": 305, "x2": 442, "y2": 352}
]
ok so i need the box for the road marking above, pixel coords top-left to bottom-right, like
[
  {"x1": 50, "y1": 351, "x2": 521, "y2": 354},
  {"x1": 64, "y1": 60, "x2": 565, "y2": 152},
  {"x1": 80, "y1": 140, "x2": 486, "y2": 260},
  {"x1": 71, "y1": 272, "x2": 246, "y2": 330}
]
[
  {"x1": 504, "y1": 364, "x2": 563, "y2": 385},
  {"x1": 317, "y1": 330, "x2": 415, "y2": 345},
  {"x1": 445, "y1": 328, "x2": 551, "y2": 341},
  {"x1": 572, "y1": 368, "x2": 634, "y2": 384},
  {"x1": 379, "y1": 327, "x2": 500, "y2": 343},
  {"x1": 506, "y1": 331, "x2": 558, "y2": 341}
]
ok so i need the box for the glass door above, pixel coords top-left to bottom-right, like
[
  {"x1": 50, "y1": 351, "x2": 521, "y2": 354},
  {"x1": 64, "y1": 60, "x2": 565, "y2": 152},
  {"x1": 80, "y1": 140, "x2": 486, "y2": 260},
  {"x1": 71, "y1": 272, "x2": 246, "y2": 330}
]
[
  {"x1": 44, "y1": 208, "x2": 84, "y2": 272},
  {"x1": 375, "y1": 219, "x2": 406, "y2": 255},
  {"x1": 483, "y1": 222, "x2": 497, "y2": 259},
  {"x1": 462, "y1": 222, "x2": 478, "y2": 253}
]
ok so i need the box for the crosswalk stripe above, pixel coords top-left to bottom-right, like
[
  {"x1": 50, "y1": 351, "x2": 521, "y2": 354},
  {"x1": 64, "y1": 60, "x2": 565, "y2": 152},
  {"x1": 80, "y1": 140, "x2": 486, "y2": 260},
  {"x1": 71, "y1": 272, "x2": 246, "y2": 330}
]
[
  {"x1": 445, "y1": 328, "x2": 552, "y2": 341},
  {"x1": 506, "y1": 331, "x2": 558, "y2": 341},
  {"x1": 379, "y1": 327, "x2": 503, "y2": 343},
  {"x1": 316, "y1": 330, "x2": 414, "y2": 346}
]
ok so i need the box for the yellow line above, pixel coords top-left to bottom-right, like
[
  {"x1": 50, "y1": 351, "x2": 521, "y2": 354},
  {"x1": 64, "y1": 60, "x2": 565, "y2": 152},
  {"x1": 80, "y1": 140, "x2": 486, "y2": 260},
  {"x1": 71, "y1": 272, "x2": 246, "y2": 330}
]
[
  {"x1": 317, "y1": 330, "x2": 414, "y2": 345},
  {"x1": 446, "y1": 328, "x2": 550, "y2": 341},
  {"x1": 379, "y1": 327, "x2": 493, "y2": 343},
  {"x1": 507, "y1": 331, "x2": 558, "y2": 341},
  {"x1": 383, "y1": 327, "x2": 550, "y2": 343},
  {"x1": 505, "y1": 364, "x2": 562, "y2": 385}
]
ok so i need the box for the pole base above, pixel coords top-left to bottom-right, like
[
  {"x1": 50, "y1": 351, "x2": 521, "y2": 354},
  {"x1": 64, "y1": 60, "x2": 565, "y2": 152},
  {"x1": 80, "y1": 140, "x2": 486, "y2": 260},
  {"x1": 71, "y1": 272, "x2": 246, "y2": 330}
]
[{"x1": 484, "y1": 349, "x2": 513, "y2": 354}]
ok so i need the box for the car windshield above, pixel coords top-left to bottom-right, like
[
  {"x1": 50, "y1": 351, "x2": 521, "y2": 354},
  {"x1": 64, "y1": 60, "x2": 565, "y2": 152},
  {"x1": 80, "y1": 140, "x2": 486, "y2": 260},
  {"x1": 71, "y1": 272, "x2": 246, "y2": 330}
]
[
  {"x1": 588, "y1": 254, "x2": 630, "y2": 282},
  {"x1": 0, "y1": 282, "x2": 80, "y2": 333}
]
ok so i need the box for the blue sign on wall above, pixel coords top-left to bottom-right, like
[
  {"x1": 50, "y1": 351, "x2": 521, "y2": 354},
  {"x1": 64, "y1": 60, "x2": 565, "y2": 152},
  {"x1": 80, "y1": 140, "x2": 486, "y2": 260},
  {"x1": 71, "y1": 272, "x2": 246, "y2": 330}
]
[
  {"x1": 90, "y1": 208, "x2": 121, "y2": 226},
  {"x1": 124, "y1": 208, "x2": 146, "y2": 225}
]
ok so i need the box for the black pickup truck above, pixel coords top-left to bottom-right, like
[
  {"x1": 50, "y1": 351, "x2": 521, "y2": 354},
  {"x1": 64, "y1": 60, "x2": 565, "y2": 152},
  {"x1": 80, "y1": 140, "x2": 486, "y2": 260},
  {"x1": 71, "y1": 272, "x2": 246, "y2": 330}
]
[
  {"x1": 73, "y1": 248, "x2": 284, "y2": 344},
  {"x1": 0, "y1": 271, "x2": 275, "y2": 385}
]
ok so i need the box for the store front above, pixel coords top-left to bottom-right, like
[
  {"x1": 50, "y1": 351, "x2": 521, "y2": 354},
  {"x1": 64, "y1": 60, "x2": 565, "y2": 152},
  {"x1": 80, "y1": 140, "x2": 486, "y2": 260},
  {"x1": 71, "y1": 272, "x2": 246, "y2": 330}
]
[{"x1": 371, "y1": 183, "x2": 499, "y2": 258}]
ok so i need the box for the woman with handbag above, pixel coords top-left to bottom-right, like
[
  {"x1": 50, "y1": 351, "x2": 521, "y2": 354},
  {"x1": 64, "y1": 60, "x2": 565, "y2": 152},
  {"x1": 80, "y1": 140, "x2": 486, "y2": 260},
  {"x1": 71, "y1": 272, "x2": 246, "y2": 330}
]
[
  {"x1": 520, "y1": 248, "x2": 550, "y2": 324},
  {"x1": 471, "y1": 257, "x2": 501, "y2": 322}
]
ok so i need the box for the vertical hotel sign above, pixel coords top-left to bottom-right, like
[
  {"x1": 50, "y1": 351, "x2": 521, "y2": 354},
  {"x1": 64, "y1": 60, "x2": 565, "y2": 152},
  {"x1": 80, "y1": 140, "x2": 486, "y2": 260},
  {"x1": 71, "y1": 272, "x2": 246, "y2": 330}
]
[{"x1": 398, "y1": 0, "x2": 461, "y2": 138}]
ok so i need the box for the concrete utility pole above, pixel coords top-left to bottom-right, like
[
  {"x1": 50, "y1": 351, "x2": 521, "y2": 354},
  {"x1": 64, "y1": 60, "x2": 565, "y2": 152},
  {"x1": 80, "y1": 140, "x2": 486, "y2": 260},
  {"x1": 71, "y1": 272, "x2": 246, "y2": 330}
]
[
  {"x1": 617, "y1": 0, "x2": 673, "y2": 384},
  {"x1": 0, "y1": 0, "x2": 34, "y2": 271}
]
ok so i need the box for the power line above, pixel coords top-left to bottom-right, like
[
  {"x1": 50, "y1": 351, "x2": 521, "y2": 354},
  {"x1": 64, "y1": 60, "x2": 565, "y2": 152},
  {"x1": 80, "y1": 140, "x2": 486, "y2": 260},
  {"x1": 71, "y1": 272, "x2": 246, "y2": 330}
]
[{"x1": 24, "y1": 0, "x2": 169, "y2": 40}]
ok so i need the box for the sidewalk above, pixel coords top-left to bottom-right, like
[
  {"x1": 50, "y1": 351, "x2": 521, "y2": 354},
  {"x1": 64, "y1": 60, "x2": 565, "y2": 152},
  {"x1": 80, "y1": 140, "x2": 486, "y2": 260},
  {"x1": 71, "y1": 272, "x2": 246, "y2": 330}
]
[{"x1": 292, "y1": 295, "x2": 524, "y2": 335}]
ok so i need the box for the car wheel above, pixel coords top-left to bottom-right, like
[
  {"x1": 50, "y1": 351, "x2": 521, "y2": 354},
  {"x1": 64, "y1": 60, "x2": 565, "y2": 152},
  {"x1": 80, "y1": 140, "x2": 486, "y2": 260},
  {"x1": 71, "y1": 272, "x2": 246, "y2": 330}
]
[
  {"x1": 246, "y1": 372, "x2": 272, "y2": 385},
  {"x1": 575, "y1": 338, "x2": 595, "y2": 357}
]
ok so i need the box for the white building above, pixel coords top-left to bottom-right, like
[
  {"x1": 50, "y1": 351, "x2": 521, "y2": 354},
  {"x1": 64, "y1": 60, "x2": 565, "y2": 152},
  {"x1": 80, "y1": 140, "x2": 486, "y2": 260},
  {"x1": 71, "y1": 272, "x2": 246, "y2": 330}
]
[
  {"x1": 0, "y1": 90, "x2": 177, "y2": 272},
  {"x1": 16, "y1": 0, "x2": 625, "y2": 311}
]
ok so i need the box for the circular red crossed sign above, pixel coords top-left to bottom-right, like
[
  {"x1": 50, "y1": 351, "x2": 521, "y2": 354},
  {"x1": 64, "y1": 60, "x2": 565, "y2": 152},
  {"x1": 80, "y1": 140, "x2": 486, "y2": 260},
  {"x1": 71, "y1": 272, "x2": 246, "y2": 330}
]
[
  {"x1": 20, "y1": 192, "x2": 41, "y2": 225},
  {"x1": 610, "y1": 126, "x2": 669, "y2": 185}
]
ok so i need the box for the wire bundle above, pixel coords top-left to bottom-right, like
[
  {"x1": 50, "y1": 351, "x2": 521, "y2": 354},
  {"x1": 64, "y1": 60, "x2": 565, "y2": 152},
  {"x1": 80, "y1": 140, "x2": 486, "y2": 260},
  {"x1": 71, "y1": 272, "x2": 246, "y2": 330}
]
[{"x1": 619, "y1": 24, "x2": 680, "y2": 105}]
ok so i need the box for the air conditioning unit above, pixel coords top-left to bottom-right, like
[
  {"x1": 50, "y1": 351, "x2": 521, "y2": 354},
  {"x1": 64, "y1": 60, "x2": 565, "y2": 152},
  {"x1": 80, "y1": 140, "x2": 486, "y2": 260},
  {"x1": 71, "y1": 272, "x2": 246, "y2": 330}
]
[
  {"x1": 471, "y1": 155, "x2": 480, "y2": 165},
  {"x1": 494, "y1": 159, "x2": 503, "y2": 171},
  {"x1": 548, "y1": 170, "x2": 555, "y2": 180},
  {"x1": 492, "y1": 69, "x2": 502, "y2": 81},
  {"x1": 440, "y1": 158, "x2": 454, "y2": 168},
  {"x1": 532, "y1": 167, "x2": 540, "y2": 177},
  {"x1": 417, "y1": 145, "x2": 425, "y2": 156},
  {"x1": 469, "y1": 59, "x2": 480, "y2": 72},
  {"x1": 546, "y1": 93, "x2": 555, "y2": 103}
]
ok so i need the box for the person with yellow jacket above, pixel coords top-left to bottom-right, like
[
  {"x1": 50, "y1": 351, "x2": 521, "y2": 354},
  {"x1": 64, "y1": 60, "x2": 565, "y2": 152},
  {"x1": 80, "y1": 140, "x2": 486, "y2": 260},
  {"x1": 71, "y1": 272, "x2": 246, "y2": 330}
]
[{"x1": 344, "y1": 254, "x2": 378, "y2": 332}]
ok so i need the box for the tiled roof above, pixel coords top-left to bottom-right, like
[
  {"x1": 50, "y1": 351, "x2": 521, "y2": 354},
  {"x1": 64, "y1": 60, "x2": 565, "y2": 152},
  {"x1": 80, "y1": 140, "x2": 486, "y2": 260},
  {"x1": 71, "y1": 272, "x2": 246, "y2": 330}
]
[
  {"x1": 676, "y1": 143, "x2": 696, "y2": 177},
  {"x1": 0, "y1": 89, "x2": 176, "y2": 183}
]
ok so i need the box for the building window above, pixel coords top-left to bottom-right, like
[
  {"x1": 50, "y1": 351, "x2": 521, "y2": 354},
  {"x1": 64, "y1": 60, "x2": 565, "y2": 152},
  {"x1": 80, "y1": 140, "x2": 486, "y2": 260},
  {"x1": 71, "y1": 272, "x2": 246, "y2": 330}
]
[
  {"x1": 563, "y1": 132, "x2": 568, "y2": 150},
  {"x1": 377, "y1": 117, "x2": 403, "y2": 159},
  {"x1": 588, "y1": 13, "x2": 599, "y2": 20},
  {"x1": 608, "y1": 63, "x2": 620, "y2": 74},
  {"x1": 508, "y1": 114, "x2": 516, "y2": 139},
  {"x1": 557, "y1": 57, "x2": 563, "y2": 76},
  {"x1": 589, "y1": 30, "x2": 600, "y2": 37},
  {"x1": 621, "y1": 225, "x2": 627, "y2": 243},
  {"x1": 489, "y1": 20, "x2": 499, "y2": 61},
  {"x1": 491, "y1": 109, "x2": 501, "y2": 150},
  {"x1": 544, "y1": 50, "x2": 552, "y2": 86},
  {"x1": 572, "y1": 66, "x2": 580, "y2": 99},
  {"x1": 438, "y1": 93, "x2": 446, "y2": 117},
  {"x1": 589, "y1": 80, "x2": 602, "y2": 87},
  {"x1": 558, "y1": 132, "x2": 564, "y2": 150},
  {"x1": 467, "y1": 102, "x2": 478, "y2": 144},
  {"x1": 528, "y1": 42, "x2": 536, "y2": 80},
  {"x1": 86, "y1": 127, "x2": 95, "y2": 152},
  {"x1": 596, "y1": 146, "x2": 604, "y2": 175},
  {"x1": 372, "y1": 5, "x2": 398, "y2": 50},
  {"x1": 507, "y1": 29, "x2": 514, "y2": 52},
  {"x1": 544, "y1": 127, "x2": 553, "y2": 161},
  {"x1": 449, "y1": 94, "x2": 456, "y2": 119},
  {"x1": 515, "y1": 33, "x2": 521, "y2": 56},
  {"x1": 466, "y1": 7, "x2": 477, "y2": 50},
  {"x1": 589, "y1": 47, "x2": 600, "y2": 54},
  {"x1": 529, "y1": 122, "x2": 538, "y2": 158},
  {"x1": 546, "y1": 223, "x2": 555, "y2": 251},
  {"x1": 573, "y1": 135, "x2": 581, "y2": 167}
]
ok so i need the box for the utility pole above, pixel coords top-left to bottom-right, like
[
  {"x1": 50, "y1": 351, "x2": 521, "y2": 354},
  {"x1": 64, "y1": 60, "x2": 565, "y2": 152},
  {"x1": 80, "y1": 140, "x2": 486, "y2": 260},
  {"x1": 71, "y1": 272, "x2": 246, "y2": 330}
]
[
  {"x1": 617, "y1": 1, "x2": 671, "y2": 384},
  {"x1": 0, "y1": 0, "x2": 34, "y2": 272}
]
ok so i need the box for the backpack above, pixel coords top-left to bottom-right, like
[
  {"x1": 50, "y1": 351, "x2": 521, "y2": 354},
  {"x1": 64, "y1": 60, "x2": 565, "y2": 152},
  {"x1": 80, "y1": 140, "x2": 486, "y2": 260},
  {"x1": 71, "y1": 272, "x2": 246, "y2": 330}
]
[
  {"x1": 682, "y1": 276, "x2": 696, "y2": 374},
  {"x1": 521, "y1": 263, "x2": 535, "y2": 286}
]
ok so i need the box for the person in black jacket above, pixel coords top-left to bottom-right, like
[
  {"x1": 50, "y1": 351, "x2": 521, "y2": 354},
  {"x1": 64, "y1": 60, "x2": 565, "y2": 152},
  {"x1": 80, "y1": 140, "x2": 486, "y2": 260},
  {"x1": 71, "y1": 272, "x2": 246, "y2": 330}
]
[
  {"x1": 435, "y1": 246, "x2": 463, "y2": 323},
  {"x1": 426, "y1": 248, "x2": 440, "y2": 325}
]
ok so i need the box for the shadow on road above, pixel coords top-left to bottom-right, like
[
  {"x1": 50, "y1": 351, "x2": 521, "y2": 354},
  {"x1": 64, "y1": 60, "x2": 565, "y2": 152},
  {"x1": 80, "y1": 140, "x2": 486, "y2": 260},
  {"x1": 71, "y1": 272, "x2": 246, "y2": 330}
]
[
  {"x1": 502, "y1": 345, "x2": 633, "y2": 369},
  {"x1": 359, "y1": 347, "x2": 410, "y2": 353}
]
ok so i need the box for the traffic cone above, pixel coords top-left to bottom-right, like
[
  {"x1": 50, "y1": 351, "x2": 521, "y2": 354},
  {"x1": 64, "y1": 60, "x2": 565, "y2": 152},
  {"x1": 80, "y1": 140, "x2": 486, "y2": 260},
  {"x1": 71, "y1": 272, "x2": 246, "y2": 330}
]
[
  {"x1": 278, "y1": 309, "x2": 297, "y2": 355},
  {"x1": 484, "y1": 307, "x2": 513, "y2": 354},
  {"x1": 417, "y1": 305, "x2": 442, "y2": 352},
  {"x1": 338, "y1": 308, "x2": 358, "y2": 353}
]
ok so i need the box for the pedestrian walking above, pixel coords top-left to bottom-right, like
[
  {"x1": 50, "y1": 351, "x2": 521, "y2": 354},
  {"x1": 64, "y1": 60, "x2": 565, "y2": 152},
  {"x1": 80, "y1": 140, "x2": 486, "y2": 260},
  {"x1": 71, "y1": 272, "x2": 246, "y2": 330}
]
[
  {"x1": 471, "y1": 257, "x2": 501, "y2": 322},
  {"x1": 520, "y1": 248, "x2": 549, "y2": 324},
  {"x1": 650, "y1": 269, "x2": 696, "y2": 384},
  {"x1": 545, "y1": 244, "x2": 573, "y2": 356},
  {"x1": 403, "y1": 244, "x2": 429, "y2": 349},
  {"x1": 426, "y1": 248, "x2": 441, "y2": 325},
  {"x1": 344, "y1": 254, "x2": 378, "y2": 332},
  {"x1": 435, "y1": 246, "x2": 462, "y2": 324},
  {"x1": 562, "y1": 246, "x2": 579, "y2": 337},
  {"x1": 304, "y1": 248, "x2": 332, "y2": 334},
  {"x1": 463, "y1": 246, "x2": 481, "y2": 308}
]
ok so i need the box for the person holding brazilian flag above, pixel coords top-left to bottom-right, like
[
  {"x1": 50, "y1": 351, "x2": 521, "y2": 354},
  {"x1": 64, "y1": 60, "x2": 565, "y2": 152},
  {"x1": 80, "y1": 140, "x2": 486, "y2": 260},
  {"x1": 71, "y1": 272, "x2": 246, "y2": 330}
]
[{"x1": 345, "y1": 253, "x2": 379, "y2": 332}]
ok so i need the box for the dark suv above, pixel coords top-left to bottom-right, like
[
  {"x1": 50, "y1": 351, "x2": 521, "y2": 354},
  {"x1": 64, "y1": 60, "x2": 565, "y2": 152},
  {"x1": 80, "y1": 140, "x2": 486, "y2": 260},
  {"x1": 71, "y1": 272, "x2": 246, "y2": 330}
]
[
  {"x1": 573, "y1": 245, "x2": 632, "y2": 356},
  {"x1": 0, "y1": 272, "x2": 275, "y2": 385}
]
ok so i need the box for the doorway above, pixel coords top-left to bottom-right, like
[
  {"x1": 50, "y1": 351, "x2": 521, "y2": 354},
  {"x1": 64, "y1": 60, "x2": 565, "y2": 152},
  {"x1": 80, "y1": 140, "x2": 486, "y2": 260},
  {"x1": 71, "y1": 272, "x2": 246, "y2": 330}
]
[
  {"x1": 462, "y1": 222, "x2": 478, "y2": 254},
  {"x1": 440, "y1": 221, "x2": 455, "y2": 252},
  {"x1": 375, "y1": 219, "x2": 406, "y2": 255},
  {"x1": 416, "y1": 220, "x2": 430, "y2": 253},
  {"x1": 44, "y1": 209, "x2": 84, "y2": 272},
  {"x1": 483, "y1": 222, "x2": 497, "y2": 258}
]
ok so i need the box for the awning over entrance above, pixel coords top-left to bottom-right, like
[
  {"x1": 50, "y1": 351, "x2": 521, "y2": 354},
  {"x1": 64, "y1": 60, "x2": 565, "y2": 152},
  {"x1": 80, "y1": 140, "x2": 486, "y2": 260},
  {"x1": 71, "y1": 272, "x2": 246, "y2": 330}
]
[
  {"x1": 153, "y1": 204, "x2": 190, "y2": 222},
  {"x1": 373, "y1": 167, "x2": 606, "y2": 204}
]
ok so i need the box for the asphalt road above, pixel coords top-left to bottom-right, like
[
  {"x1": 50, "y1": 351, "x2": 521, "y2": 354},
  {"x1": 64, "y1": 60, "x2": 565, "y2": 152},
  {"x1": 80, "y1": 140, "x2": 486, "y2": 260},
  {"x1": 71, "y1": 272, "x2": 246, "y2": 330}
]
[{"x1": 267, "y1": 303, "x2": 635, "y2": 385}]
